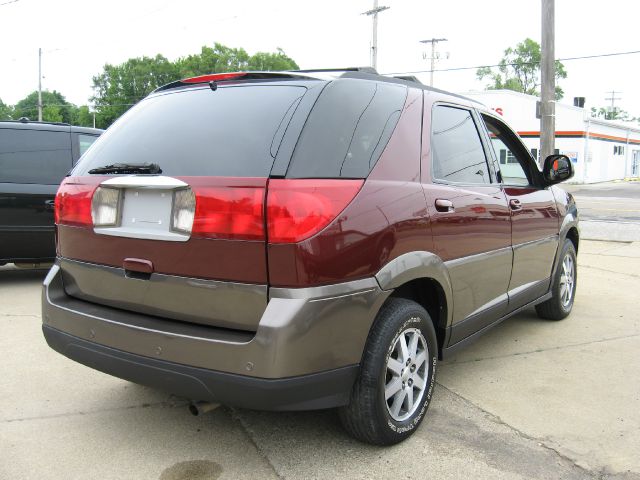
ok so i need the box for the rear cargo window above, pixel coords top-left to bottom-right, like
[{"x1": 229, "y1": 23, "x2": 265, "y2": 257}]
[
  {"x1": 74, "y1": 86, "x2": 306, "y2": 177},
  {"x1": 0, "y1": 129, "x2": 72, "y2": 184},
  {"x1": 286, "y1": 79, "x2": 407, "y2": 178}
]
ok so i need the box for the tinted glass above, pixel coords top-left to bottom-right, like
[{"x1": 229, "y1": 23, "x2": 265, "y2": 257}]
[
  {"x1": 482, "y1": 114, "x2": 533, "y2": 186},
  {"x1": 287, "y1": 79, "x2": 407, "y2": 178},
  {"x1": 431, "y1": 106, "x2": 491, "y2": 184},
  {"x1": 0, "y1": 128, "x2": 72, "y2": 184},
  {"x1": 78, "y1": 134, "x2": 99, "y2": 156},
  {"x1": 74, "y1": 86, "x2": 306, "y2": 177}
]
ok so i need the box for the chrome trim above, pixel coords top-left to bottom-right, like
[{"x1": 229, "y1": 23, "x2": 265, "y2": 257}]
[{"x1": 101, "y1": 175, "x2": 188, "y2": 189}]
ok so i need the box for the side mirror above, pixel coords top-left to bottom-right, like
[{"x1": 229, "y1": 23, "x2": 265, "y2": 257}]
[{"x1": 542, "y1": 154, "x2": 573, "y2": 185}]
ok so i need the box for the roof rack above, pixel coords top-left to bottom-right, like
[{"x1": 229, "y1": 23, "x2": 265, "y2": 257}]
[{"x1": 291, "y1": 67, "x2": 378, "y2": 74}]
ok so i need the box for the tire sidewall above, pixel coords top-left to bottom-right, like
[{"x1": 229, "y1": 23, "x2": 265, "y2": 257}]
[
  {"x1": 378, "y1": 308, "x2": 438, "y2": 438},
  {"x1": 556, "y1": 240, "x2": 577, "y2": 315}
]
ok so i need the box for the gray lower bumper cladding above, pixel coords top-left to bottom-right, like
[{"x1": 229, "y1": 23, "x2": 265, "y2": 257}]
[{"x1": 42, "y1": 263, "x2": 390, "y2": 410}]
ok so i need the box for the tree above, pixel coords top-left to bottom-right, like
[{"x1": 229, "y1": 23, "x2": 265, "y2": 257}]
[
  {"x1": 0, "y1": 97, "x2": 13, "y2": 120},
  {"x1": 92, "y1": 44, "x2": 299, "y2": 128},
  {"x1": 91, "y1": 54, "x2": 179, "y2": 128},
  {"x1": 13, "y1": 90, "x2": 76, "y2": 123},
  {"x1": 477, "y1": 38, "x2": 567, "y2": 100},
  {"x1": 73, "y1": 105, "x2": 94, "y2": 127}
]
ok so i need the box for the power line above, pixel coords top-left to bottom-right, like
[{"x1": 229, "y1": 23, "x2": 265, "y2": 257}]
[
  {"x1": 382, "y1": 49, "x2": 640, "y2": 75},
  {"x1": 0, "y1": 0, "x2": 20, "y2": 6}
]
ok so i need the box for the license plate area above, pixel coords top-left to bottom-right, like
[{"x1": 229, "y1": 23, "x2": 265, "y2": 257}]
[{"x1": 94, "y1": 187, "x2": 190, "y2": 242}]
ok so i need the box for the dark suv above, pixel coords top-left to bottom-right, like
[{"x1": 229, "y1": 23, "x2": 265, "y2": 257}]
[
  {"x1": 42, "y1": 69, "x2": 578, "y2": 445},
  {"x1": 0, "y1": 121, "x2": 102, "y2": 266}
]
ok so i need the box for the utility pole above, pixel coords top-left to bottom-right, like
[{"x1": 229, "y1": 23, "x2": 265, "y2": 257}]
[
  {"x1": 540, "y1": 0, "x2": 555, "y2": 166},
  {"x1": 419, "y1": 38, "x2": 447, "y2": 87},
  {"x1": 605, "y1": 90, "x2": 622, "y2": 119},
  {"x1": 362, "y1": 0, "x2": 389, "y2": 71},
  {"x1": 38, "y1": 47, "x2": 43, "y2": 121}
]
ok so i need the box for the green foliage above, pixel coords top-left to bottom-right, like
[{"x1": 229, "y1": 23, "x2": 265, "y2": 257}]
[
  {"x1": 13, "y1": 90, "x2": 75, "y2": 123},
  {"x1": 91, "y1": 54, "x2": 179, "y2": 128},
  {"x1": 42, "y1": 105, "x2": 63, "y2": 122},
  {"x1": 92, "y1": 43, "x2": 299, "y2": 128},
  {"x1": 477, "y1": 38, "x2": 567, "y2": 100},
  {"x1": 590, "y1": 106, "x2": 639, "y2": 123},
  {"x1": 0, "y1": 98, "x2": 13, "y2": 120},
  {"x1": 73, "y1": 105, "x2": 94, "y2": 127}
]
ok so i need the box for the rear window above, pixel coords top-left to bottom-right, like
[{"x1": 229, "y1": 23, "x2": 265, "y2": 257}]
[
  {"x1": 0, "y1": 128, "x2": 72, "y2": 184},
  {"x1": 74, "y1": 85, "x2": 306, "y2": 177},
  {"x1": 78, "y1": 134, "x2": 99, "y2": 156},
  {"x1": 286, "y1": 79, "x2": 407, "y2": 178}
]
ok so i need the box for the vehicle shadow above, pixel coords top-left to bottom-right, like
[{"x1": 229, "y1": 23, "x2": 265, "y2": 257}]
[{"x1": 0, "y1": 265, "x2": 50, "y2": 286}]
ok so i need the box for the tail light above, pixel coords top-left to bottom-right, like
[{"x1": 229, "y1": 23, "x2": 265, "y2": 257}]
[
  {"x1": 266, "y1": 179, "x2": 363, "y2": 243},
  {"x1": 189, "y1": 185, "x2": 265, "y2": 240},
  {"x1": 54, "y1": 178, "x2": 99, "y2": 227}
]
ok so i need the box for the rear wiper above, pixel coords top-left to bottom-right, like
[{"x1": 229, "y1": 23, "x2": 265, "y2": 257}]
[{"x1": 88, "y1": 163, "x2": 162, "y2": 175}]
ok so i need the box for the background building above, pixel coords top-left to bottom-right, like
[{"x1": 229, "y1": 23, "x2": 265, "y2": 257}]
[{"x1": 462, "y1": 90, "x2": 640, "y2": 183}]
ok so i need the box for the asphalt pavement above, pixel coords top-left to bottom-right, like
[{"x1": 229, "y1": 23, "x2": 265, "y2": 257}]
[{"x1": 562, "y1": 181, "x2": 640, "y2": 241}]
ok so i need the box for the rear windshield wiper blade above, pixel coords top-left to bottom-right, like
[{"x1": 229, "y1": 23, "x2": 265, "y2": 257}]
[{"x1": 88, "y1": 163, "x2": 162, "y2": 175}]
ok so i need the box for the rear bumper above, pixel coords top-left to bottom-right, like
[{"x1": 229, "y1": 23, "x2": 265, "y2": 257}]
[
  {"x1": 42, "y1": 263, "x2": 390, "y2": 410},
  {"x1": 43, "y1": 325, "x2": 358, "y2": 411}
]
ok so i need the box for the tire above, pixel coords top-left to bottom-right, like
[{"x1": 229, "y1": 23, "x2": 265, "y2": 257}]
[
  {"x1": 339, "y1": 297, "x2": 438, "y2": 445},
  {"x1": 535, "y1": 239, "x2": 577, "y2": 320}
]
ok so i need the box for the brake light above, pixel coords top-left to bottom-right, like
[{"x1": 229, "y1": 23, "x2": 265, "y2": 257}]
[
  {"x1": 182, "y1": 72, "x2": 246, "y2": 84},
  {"x1": 267, "y1": 179, "x2": 363, "y2": 243},
  {"x1": 190, "y1": 185, "x2": 265, "y2": 240},
  {"x1": 55, "y1": 178, "x2": 99, "y2": 227}
]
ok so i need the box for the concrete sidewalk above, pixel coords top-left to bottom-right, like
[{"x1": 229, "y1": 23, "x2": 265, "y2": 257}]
[{"x1": 1, "y1": 242, "x2": 639, "y2": 479}]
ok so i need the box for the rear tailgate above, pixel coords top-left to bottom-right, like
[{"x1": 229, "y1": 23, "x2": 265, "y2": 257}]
[{"x1": 56, "y1": 83, "x2": 308, "y2": 331}]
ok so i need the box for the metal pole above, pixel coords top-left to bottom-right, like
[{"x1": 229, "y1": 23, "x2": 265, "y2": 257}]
[
  {"x1": 540, "y1": 0, "x2": 555, "y2": 166},
  {"x1": 38, "y1": 47, "x2": 43, "y2": 121},
  {"x1": 372, "y1": 0, "x2": 378, "y2": 70},
  {"x1": 430, "y1": 41, "x2": 436, "y2": 87},
  {"x1": 362, "y1": 2, "x2": 389, "y2": 71}
]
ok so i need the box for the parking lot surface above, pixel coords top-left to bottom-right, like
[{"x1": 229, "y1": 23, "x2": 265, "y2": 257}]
[{"x1": 1, "y1": 240, "x2": 639, "y2": 480}]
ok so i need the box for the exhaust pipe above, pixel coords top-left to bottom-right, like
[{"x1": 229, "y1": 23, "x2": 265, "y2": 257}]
[{"x1": 188, "y1": 401, "x2": 220, "y2": 416}]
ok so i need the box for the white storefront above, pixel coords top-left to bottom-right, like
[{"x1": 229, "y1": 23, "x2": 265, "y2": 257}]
[{"x1": 462, "y1": 90, "x2": 640, "y2": 183}]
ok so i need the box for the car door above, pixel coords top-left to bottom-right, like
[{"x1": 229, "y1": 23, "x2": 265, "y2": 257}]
[
  {"x1": 0, "y1": 127, "x2": 73, "y2": 262},
  {"x1": 479, "y1": 112, "x2": 560, "y2": 310},
  {"x1": 423, "y1": 103, "x2": 512, "y2": 345}
]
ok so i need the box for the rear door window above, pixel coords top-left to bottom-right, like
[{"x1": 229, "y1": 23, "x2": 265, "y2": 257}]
[
  {"x1": 286, "y1": 79, "x2": 407, "y2": 178},
  {"x1": 74, "y1": 86, "x2": 306, "y2": 177},
  {"x1": 78, "y1": 134, "x2": 99, "y2": 156},
  {"x1": 0, "y1": 128, "x2": 72, "y2": 184},
  {"x1": 431, "y1": 105, "x2": 492, "y2": 184}
]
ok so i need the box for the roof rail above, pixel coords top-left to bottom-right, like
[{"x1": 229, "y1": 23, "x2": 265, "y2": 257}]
[{"x1": 291, "y1": 67, "x2": 379, "y2": 74}]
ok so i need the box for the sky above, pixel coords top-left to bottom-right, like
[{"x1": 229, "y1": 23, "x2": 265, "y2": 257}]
[{"x1": 1, "y1": 0, "x2": 638, "y2": 116}]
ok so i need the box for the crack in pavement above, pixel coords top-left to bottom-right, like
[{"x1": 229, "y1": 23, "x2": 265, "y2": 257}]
[
  {"x1": 2, "y1": 399, "x2": 188, "y2": 423},
  {"x1": 435, "y1": 383, "x2": 603, "y2": 479},
  {"x1": 228, "y1": 407, "x2": 285, "y2": 480},
  {"x1": 0, "y1": 313, "x2": 41, "y2": 318},
  {"x1": 443, "y1": 332, "x2": 640, "y2": 365}
]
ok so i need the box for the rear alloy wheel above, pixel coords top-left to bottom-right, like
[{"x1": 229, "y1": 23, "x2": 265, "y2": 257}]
[
  {"x1": 339, "y1": 298, "x2": 438, "y2": 445},
  {"x1": 536, "y1": 239, "x2": 577, "y2": 320}
]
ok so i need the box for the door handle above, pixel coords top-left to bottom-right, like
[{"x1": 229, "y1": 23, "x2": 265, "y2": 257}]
[
  {"x1": 509, "y1": 199, "x2": 523, "y2": 211},
  {"x1": 44, "y1": 200, "x2": 56, "y2": 211},
  {"x1": 435, "y1": 198, "x2": 454, "y2": 213}
]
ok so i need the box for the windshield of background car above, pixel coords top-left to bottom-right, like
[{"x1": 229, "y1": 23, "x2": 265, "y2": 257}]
[{"x1": 73, "y1": 85, "x2": 306, "y2": 177}]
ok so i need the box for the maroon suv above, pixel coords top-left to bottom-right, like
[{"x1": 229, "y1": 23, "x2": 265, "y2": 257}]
[{"x1": 42, "y1": 68, "x2": 578, "y2": 445}]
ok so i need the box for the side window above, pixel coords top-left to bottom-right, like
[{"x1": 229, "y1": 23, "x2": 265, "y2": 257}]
[
  {"x1": 481, "y1": 114, "x2": 534, "y2": 186},
  {"x1": 0, "y1": 129, "x2": 72, "y2": 184},
  {"x1": 431, "y1": 105, "x2": 491, "y2": 184},
  {"x1": 78, "y1": 134, "x2": 99, "y2": 156}
]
